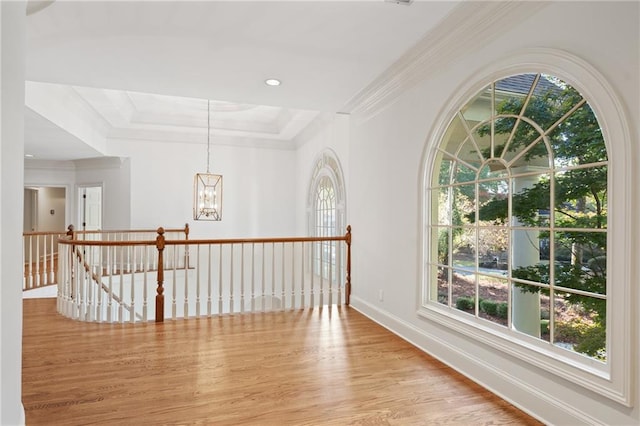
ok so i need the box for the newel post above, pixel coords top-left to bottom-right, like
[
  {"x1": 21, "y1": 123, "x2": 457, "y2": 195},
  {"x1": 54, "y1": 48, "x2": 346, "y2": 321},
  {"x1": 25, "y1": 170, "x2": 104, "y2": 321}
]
[
  {"x1": 66, "y1": 224, "x2": 76, "y2": 300},
  {"x1": 184, "y1": 222, "x2": 190, "y2": 269},
  {"x1": 156, "y1": 227, "x2": 166, "y2": 322},
  {"x1": 345, "y1": 225, "x2": 352, "y2": 306}
]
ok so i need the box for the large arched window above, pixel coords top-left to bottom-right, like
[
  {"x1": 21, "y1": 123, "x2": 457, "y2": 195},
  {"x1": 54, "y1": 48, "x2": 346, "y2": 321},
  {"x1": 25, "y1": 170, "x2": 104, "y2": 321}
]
[
  {"x1": 308, "y1": 149, "x2": 345, "y2": 282},
  {"x1": 422, "y1": 61, "x2": 632, "y2": 405}
]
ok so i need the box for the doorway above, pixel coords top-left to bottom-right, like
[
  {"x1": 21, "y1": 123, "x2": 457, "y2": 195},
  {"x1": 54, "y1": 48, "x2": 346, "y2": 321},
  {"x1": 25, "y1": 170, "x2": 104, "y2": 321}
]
[
  {"x1": 23, "y1": 187, "x2": 66, "y2": 232},
  {"x1": 78, "y1": 185, "x2": 102, "y2": 231}
]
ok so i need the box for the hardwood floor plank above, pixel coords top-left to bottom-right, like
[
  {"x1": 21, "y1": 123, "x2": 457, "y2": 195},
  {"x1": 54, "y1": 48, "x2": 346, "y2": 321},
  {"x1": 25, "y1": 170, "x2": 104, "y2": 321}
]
[{"x1": 23, "y1": 298, "x2": 541, "y2": 425}]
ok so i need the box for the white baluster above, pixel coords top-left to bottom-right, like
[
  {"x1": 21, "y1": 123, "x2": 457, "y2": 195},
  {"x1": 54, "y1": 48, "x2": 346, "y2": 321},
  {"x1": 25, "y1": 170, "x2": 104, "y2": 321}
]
[
  {"x1": 329, "y1": 242, "x2": 333, "y2": 306},
  {"x1": 196, "y1": 244, "x2": 201, "y2": 318},
  {"x1": 130, "y1": 245, "x2": 136, "y2": 323},
  {"x1": 281, "y1": 242, "x2": 285, "y2": 310},
  {"x1": 229, "y1": 244, "x2": 234, "y2": 313},
  {"x1": 218, "y1": 245, "x2": 223, "y2": 314},
  {"x1": 142, "y1": 245, "x2": 148, "y2": 322},
  {"x1": 261, "y1": 243, "x2": 266, "y2": 312},
  {"x1": 172, "y1": 246, "x2": 177, "y2": 320},
  {"x1": 271, "y1": 243, "x2": 276, "y2": 311},
  {"x1": 300, "y1": 243, "x2": 305, "y2": 309},
  {"x1": 119, "y1": 245, "x2": 124, "y2": 322},
  {"x1": 184, "y1": 244, "x2": 189, "y2": 318},
  {"x1": 291, "y1": 243, "x2": 296, "y2": 309},
  {"x1": 243, "y1": 244, "x2": 247, "y2": 313},
  {"x1": 207, "y1": 244, "x2": 212, "y2": 317}
]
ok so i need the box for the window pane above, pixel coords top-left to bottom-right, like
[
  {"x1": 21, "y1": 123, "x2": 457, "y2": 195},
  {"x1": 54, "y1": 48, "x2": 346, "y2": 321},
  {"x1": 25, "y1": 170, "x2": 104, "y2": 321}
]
[
  {"x1": 512, "y1": 173, "x2": 551, "y2": 227},
  {"x1": 506, "y1": 129, "x2": 550, "y2": 170},
  {"x1": 436, "y1": 266, "x2": 449, "y2": 305},
  {"x1": 512, "y1": 282, "x2": 545, "y2": 338},
  {"x1": 539, "y1": 293, "x2": 551, "y2": 342},
  {"x1": 434, "y1": 227, "x2": 450, "y2": 266},
  {"x1": 461, "y1": 85, "x2": 492, "y2": 125},
  {"x1": 512, "y1": 229, "x2": 545, "y2": 269},
  {"x1": 479, "y1": 160, "x2": 509, "y2": 179},
  {"x1": 454, "y1": 161, "x2": 478, "y2": 183},
  {"x1": 453, "y1": 184, "x2": 476, "y2": 222},
  {"x1": 553, "y1": 231, "x2": 606, "y2": 296},
  {"x1": 436, "y1": 187, "x2": 451, "y2": 226},
  {"x1": 477, "y1": 179, "x2": 508, "y2": 225},
  {"x1": 452, "y1": 270, "x2": 477, "y2": 316},
  {"x1": 478, "y1": 276, "x2": 508, "y2": 327},
  {"x1": 455, "y1": 138, "x2": 483, "y2": 168},
  {"x1": 492, "y1": 116, "x2": 517, "y2": 158},
  {"x1": 554, "y1": 166, "x2": 607, "y2": 229},
  {"x1": 478, "y1": 228, "x2": 508, "y2": 276},
  {"x1": 437, "y1": 157, "x2": 454, "y2": 186},
  {"x1": 554, "y1": 292, "x2": 606, "y2": 362},
  {"x1": 452, "y1": 229, "x2": 475, "y2": 272},
  {"x1": 441, "y1": 115, "x2": 469, "y2": 157},
  {"x1": 548, "y1": 102, "x2": 608, "y2": 167}
]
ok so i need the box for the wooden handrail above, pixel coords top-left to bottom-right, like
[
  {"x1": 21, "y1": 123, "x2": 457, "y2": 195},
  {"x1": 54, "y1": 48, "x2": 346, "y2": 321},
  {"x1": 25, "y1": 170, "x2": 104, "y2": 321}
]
[{"x1": 58, "y1": 235, "x2": 350, "y2": 247}]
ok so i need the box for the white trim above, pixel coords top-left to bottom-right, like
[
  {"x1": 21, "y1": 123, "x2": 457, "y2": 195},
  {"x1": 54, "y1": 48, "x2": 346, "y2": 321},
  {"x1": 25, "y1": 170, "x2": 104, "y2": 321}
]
[
  {"x1": 419, "y1": 48, "x2": 633, "y2": 406},
  {"x1": 342, "y1": 2, "x2": 549, "y2": 120}
]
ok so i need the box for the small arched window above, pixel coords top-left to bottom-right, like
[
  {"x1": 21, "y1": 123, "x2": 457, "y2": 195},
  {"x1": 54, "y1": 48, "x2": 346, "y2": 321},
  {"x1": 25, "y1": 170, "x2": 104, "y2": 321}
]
[{"x1": 308, "y1": 149, "x2": 346, "y2": 282}]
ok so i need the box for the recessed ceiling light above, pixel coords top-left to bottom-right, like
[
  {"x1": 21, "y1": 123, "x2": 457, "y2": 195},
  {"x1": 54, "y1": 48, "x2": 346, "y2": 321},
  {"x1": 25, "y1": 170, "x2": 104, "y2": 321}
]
[
  {"x1": 25, "y1": 154, "x2": 34, "y2": 158},
  {"x1": 265, "y1": 79, "x2": 281, "y2": 87}
]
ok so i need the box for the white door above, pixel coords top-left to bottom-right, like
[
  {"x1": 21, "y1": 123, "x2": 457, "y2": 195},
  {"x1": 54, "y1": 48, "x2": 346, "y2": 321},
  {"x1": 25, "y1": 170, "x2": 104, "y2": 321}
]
[{"x1": 79, "y1": 186, "x2": 102, "y2": 231}]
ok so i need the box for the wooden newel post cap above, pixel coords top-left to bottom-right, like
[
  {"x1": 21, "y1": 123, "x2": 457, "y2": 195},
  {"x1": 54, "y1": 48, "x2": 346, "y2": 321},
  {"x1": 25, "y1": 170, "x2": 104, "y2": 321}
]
[{"x1": 156, "y1": 227, "x2": 166, "y2": 250}]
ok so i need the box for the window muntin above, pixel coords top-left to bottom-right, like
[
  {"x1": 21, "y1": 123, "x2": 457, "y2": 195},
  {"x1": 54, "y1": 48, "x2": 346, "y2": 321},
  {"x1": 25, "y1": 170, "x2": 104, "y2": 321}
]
[{"x1": 427, "y1": 74, "x2": 608, "y2": 363}]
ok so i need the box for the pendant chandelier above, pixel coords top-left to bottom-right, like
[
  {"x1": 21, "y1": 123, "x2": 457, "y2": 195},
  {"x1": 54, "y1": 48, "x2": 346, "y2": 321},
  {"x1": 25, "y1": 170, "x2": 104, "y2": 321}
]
[{"x1": 193, "y1": 100, "x2": 223, "y2": 221}]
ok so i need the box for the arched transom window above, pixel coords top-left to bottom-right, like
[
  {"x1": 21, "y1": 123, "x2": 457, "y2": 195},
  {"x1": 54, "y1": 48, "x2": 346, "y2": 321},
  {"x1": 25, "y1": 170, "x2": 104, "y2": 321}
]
[{"x1": 426, "y1": 73, "x2": 608, "y2": 364}]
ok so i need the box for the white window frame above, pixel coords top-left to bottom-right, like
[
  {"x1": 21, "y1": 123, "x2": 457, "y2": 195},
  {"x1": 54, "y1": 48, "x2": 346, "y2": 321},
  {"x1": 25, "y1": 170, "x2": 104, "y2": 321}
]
[{"x1": 419, "y1": 49, "x2": 633, "y2": 406}]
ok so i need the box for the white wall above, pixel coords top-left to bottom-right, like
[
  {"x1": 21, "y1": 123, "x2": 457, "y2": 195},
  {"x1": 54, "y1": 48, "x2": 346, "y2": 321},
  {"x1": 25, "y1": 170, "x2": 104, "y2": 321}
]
[
  {"x1": 25, "y1": 157, "x2": 131, "y2": 231},
  {"x1": 348, "y1": 2, "x2": 639, "y2": 425},
  {"x1": 0, "y1": 1, "x2": 25, "y2": 424},
  {"x1": 294, "y1": 113, "x2": 350, "y2": 236},
  {"x1": 25, "y1": 160, "x2": 75, "y2": 228},
  {"x1": 75, "y1": 157, "x2": 131, "y2": 230},
  {"x1": 108, "y1": 138, "x2": 298, "y2": 239},
  {"x1": 36, "y1": 187, "x2": 65, "y2": 231}
]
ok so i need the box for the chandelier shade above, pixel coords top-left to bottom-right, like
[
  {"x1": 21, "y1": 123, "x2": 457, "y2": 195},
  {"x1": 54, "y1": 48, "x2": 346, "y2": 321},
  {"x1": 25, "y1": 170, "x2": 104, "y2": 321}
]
[
  {"x1": 193, "y1": 100, "x2": 223, "y2": 221},
  {"x1": 194, "y1": 172, "x2": 222, "y2": 220}
]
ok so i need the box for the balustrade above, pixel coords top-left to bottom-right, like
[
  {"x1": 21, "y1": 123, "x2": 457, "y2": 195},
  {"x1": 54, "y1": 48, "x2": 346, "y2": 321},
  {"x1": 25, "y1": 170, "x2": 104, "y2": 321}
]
[
  {"x1": 22, "y1": 224, "x2": 189, "y2": 291},
  {"x1": 55, "y1": 225, "x2": 352, "y2": 323}
]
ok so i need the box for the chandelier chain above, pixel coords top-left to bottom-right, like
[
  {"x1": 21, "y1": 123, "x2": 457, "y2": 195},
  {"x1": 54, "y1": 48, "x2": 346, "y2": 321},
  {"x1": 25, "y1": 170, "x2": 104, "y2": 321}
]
[{"x1": 206, "y1": 99, "x2": 211, "y2": 174}]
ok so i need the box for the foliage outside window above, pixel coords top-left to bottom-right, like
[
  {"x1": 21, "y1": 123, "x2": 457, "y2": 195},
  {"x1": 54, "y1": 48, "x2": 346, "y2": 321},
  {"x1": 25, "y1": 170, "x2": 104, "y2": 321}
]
[{"x1": 428, "y1": 73, "x2": 608, "y2": 362}]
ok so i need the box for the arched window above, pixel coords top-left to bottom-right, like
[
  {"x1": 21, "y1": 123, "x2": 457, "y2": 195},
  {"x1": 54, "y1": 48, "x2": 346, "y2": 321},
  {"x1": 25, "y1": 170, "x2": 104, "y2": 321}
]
[
  {"x1": 308, "y1": 149, "x2": 346, "y2": 282},
  {"x1": 422, "y1": 62, "x2": 631, "y2": 405}
]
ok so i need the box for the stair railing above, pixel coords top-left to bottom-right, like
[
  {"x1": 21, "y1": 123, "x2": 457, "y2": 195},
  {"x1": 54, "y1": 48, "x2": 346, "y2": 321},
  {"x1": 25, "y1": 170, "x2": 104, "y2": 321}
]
[{"x1": 56, "y1": 225, "x2": 352, "y2": 323}]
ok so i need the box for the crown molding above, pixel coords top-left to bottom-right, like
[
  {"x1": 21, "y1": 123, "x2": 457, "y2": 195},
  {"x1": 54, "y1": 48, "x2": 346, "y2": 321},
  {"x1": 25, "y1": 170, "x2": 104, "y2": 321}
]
[{"x1": 341, "y1": 1, "x2": 549, "y2": 121}]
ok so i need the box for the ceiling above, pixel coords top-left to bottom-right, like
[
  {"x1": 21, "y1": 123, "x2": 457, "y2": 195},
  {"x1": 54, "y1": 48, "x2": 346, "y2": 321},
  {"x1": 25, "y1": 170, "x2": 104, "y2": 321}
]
[{"x1": 24, "y1": 0, "x2": 462, "y2": 161}]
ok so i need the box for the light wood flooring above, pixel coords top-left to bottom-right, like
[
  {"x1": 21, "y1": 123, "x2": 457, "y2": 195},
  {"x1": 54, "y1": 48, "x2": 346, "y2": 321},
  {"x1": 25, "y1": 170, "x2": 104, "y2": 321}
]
[{"x1": 23, "y1": 298, "x2": 542, "y2": 425}]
